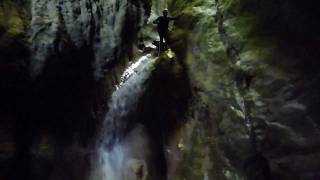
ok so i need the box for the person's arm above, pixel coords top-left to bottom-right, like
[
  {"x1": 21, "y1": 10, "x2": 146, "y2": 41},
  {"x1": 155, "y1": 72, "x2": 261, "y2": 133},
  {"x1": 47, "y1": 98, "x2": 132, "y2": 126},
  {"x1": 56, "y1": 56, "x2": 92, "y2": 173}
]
[
  {"x1": 169, "y1": 13, "x2": 184, "y2": 21},
  {"x1": 153, "y1": 17, "x2": 160, "y2": 24}
]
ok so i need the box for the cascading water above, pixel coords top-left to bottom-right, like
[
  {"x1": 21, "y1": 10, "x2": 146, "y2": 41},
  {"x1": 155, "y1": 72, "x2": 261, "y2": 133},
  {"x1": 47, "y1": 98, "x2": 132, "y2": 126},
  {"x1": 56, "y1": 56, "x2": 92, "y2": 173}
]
[
  {"x1": 90, "y1": 54, "x2": 157, "y2": 180},
  {"x1": 151, "y1": 0, "x2": 167, "y2": 15}
]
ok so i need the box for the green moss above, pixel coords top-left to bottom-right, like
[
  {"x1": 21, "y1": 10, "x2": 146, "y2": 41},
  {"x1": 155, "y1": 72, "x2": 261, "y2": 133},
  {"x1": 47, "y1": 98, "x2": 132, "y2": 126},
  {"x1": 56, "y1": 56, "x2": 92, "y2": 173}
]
[
  {"x1": 7, "y1": 16, "x2": 24, "y2": 36},
  {"x1": 0, "y1": 0, "x2": 30, "y2": 39}
]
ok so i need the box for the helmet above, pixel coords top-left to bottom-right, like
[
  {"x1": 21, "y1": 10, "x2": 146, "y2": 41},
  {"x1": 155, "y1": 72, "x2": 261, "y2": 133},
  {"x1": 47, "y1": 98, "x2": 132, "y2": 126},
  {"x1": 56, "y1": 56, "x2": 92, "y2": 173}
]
[{"x1": 163, "y1": 9, "x2": 168, "y2": 13}]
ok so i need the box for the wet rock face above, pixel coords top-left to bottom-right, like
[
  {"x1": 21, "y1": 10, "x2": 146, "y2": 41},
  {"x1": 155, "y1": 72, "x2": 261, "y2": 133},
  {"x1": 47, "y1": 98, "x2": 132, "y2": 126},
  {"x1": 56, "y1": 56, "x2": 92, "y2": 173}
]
[
  {"x1": 26, "y1": 0, "x2": 152, "y2": 150},
  {"x1": 31, "y1": 0, "x2": 150, "y2": 79},
  {"x1": 26, "y1": 0, "x2": 152, "y2": 143},
  {"x1": 1, "y1": 1, "x2": 152, "y2": 180},
  {"x1": 169, "y1": 0, "x2": 320, "y2": 179}
]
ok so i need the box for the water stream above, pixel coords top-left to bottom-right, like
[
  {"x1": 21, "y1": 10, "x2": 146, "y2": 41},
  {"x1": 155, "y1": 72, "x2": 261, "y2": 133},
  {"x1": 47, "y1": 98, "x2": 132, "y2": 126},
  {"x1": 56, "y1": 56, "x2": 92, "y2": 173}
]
[
  {"x1": 90, "y1": 53, "x2": 157, "y2": 180},
  {"x1": 88, "y1": 1, "x2": 172, "y2": 179}
]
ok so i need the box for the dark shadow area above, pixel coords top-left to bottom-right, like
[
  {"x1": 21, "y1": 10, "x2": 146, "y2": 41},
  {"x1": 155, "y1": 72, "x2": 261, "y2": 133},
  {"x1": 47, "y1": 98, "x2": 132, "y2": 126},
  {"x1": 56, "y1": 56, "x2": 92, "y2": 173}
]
[
  {"x1": 0, "y1": 36, "x2": 31, "y2": 180},
  {"x1": 133, "y1": 55, "x2": 192, "y2": 180},
  {"x1": 239, "y1": 0, "x2": 320, "y2": 71},
  {"x1": 238, "y1": 0, "x2": 320, "y2": 127},
  {"x1": 0, "y1": 38, "x2": 97, "y2": 180}
]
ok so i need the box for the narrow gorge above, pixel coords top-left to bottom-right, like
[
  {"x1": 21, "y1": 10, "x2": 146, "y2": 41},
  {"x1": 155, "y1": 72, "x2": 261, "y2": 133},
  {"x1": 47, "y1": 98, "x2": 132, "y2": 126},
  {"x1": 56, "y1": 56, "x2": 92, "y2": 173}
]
[{"x1": 1, "y1": 0, "x2": 320, "y2": 180}]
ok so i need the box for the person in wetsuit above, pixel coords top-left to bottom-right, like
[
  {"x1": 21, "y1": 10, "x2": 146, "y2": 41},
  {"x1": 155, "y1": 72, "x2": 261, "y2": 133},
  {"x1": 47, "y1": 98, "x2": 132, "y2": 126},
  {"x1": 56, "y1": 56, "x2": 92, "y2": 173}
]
[{"x1": 153, "y1": 9, "x2": 179, "y2": 49}]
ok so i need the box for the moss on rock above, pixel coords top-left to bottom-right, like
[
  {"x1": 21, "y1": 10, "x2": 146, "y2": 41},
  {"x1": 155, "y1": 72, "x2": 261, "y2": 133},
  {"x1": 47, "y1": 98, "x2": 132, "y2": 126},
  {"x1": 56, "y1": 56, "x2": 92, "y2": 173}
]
[
  {"x1": 166, "y1": 0, "x2": 320, "y2": 179},
  {"x1": 0, "y1": 0, "x2": 30, "y2": 39}
]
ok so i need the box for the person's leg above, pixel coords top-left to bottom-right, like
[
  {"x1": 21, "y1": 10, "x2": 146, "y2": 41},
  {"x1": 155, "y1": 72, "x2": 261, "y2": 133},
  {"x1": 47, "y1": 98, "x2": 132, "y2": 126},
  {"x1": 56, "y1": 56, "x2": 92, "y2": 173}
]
[
  {"x1": 158, "y1": 29, "x2": 163, "y2": 42},
  {"x1": 159, "y1": 34, "x2": 164, "y2": 46},
  {"x1": 163, "y1": 31, "x2": 169, "y2": 49},
  {"x1": 158, "y1": 31, "x2": 165, "y2": 51}
]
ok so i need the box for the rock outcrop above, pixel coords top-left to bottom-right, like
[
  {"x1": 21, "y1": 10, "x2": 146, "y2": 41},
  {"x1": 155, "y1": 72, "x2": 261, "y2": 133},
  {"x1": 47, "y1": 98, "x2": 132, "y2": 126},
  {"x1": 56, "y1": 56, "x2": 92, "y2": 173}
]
[
  {"x1": 31, "y1": 0, "x2": 151, "y2": 79},
  {"x1": 0, "y1": 1, "x2": 152, "y2": 180},
  {"x1": 168, "y1": 0, "x2": 320, "y2": 179}
]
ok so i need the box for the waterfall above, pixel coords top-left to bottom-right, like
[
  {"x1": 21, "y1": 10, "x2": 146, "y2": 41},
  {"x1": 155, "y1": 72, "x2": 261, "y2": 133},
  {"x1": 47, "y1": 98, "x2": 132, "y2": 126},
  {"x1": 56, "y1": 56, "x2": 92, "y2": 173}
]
[
  {"x1": 90, "y1": 54, "x2": 156, "y2": 180},
  {"x1": 151, "y1": 0, "x2": 167, "y2": 15}
]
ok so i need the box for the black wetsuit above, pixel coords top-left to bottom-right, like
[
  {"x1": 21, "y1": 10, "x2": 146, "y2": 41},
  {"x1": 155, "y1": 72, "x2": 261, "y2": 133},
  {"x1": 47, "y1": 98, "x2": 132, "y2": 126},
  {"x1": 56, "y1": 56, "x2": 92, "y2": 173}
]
[{"x1": 153, "y1": 16, "x2": 176, "y2": 47}]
